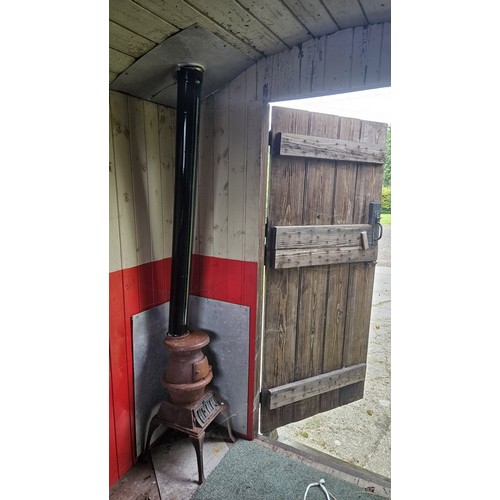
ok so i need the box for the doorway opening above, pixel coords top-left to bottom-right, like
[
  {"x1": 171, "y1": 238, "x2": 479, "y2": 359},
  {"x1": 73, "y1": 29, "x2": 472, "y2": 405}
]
[{"x1": 259, "y1": 87, "x2": 391, "y2": 480}]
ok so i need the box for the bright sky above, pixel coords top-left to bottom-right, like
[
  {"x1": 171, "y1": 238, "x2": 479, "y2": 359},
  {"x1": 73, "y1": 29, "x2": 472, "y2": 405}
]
[{"x1": 272, "y1": 86, "x2": 391, "y2": 125}]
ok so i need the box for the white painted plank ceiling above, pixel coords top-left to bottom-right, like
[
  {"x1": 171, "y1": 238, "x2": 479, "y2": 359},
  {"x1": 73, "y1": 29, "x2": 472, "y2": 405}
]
[{"x1": 109, "y1": 0, "x2": 390, "y2": 90}]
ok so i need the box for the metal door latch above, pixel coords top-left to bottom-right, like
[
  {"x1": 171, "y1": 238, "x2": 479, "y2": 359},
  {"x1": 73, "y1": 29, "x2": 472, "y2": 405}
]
[{"x1": 368, "y1": 202, "x2": 383, "y2": 246}]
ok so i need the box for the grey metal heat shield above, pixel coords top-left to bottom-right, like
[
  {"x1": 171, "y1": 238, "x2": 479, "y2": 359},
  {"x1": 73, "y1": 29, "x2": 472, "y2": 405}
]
[
  {"x1": 109, "y1": 24, "x2": 255, "y2": 108},
  {"x1": 132, "y1": 296, "x2": 250, "y2": 457}
]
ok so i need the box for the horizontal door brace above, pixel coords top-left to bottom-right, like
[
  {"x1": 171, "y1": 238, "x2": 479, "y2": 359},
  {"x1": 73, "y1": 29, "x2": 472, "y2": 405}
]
[
  {"x1": 263, "y1": 364, "x2": 367, "y2": 410},
  {"x1": 266, "y1": 224, "x2": 378, "y2": 269},
  {"x1": 272, "y1": 132, "x2": 386, "y2": 164}
]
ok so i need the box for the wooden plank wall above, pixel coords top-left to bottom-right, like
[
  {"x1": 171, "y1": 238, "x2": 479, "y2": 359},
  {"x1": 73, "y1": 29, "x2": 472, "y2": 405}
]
[
  {"x1": 109, "y1": 21, "x2": 390, "y2": 485},
  {"x1": 109, "y1": 91, "x2": 176, "y2": 485}
]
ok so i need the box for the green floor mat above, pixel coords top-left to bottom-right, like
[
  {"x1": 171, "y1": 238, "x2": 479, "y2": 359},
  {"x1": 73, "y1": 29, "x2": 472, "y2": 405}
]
[{"x1": 192, "y1": 439, "x2": 388, "y2": 500}]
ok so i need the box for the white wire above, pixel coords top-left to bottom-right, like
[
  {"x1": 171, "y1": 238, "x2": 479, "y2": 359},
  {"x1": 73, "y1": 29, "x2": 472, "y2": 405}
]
[{"x1": 303, "y1": 478, "x2": 334, "y2": 500}]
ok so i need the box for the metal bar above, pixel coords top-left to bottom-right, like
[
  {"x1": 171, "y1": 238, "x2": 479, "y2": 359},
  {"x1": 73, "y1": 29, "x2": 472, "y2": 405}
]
[{"x1": 168, "y1": 64, "x2": 204, "y2": 337}]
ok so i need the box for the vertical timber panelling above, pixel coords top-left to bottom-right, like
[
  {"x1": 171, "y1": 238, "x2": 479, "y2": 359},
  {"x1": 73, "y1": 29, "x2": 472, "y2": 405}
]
[
  {"x1": 193, "y1": 66, "x2": 265, "y2": 436},
  {"x1": 159, "y1": 105, "x2": 175, "y2": 265},
  {"x1": 255, "y1": 23, "x2": 389, "y2": 103},
  {"x1": 109, "y1": 91, "x2": 176, "y2": 485},
  {"x1": 244, "y1": 63, "x2": 266, "y2": 433},
  {"x1": 380, "y1": 23, "x2": 391, "y2": 86},
  {"x1": 256, "y1": 23, "x2": 389, "y2": 433},
  {"x1": 129, "y1": 97, "x2": 154, "y2": 311},
  {"x1": 110, "y1": 91, "x2": 136, "y2": 478},
  {"x1": 262, "y1": 107, "x2": 309, "y2": 432},
  {"x1": 261, "y1": 108, "x2": 385, "y2": 433},
  {"x1": 212, "y1": 86, "x2": 230, "y2": 297},
  {"x1": 144, "y1": 101, "x2": 164, "y2": 303},
  {"x1": 109, "y1": 109, "x2": 121, "y2": 485},
  {"x1": 228, "y1": 72, "x2": 247, "y2": 303},
  {"x1": 299, "y1": 36, "x2": 326, "y2": 96},
  {"x1": 293, "y1": 112, "x2": 339, "y2": 423},
  {"x1": 324, "y1": 28, "x2": 353, "y2": 91},
  {"x1": 109, "y1": 359, "x2": 119, "y2": 484},
  {"x1": 319, "y1": 115, "x2": 359, "y2": 412},
  {"x1": 339, "y1": 118, "x2": 386, "y2": 405},
  {"x1": 196, "y1": 95, "x2": 215, "y2": 258},
  {"x1": 109, "y1": 23, "x2": 391, "y2": 478}
]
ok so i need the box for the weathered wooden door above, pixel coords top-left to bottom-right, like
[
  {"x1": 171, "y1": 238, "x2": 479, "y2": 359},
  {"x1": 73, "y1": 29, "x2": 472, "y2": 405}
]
[{"x1": 260, "y1": 106, "x2": 387, "y2": 434}]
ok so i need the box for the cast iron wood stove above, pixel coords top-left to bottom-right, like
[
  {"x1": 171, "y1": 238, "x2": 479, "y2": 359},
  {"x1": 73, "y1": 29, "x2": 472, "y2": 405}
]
[{"x1": 142, "y1": 64, "x2": 235, "y2": 485}]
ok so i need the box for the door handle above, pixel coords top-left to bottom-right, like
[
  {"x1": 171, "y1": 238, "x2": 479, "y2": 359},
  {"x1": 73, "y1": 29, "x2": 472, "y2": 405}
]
[{"x1": 368, "y1": 202, "x2": 382, "y2": 246}]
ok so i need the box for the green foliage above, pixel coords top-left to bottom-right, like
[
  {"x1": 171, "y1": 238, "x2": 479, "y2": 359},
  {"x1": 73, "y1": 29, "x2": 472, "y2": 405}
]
[
  {"x1": 383, "y1": 126, "x2": 391, "y2": 187},
  {"x1": 380, "y1": 213, "x2": 391, "y2": 224},
  {"x1": 381, "y1": 186, "x2": 391, "y2": 214}
]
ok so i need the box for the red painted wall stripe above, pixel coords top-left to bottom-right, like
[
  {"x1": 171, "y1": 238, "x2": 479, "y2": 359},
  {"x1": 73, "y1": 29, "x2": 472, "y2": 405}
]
[
  {"x1": 109, "y1": 270, "x2": 133, "y2": 479},
  {"x1": 109, "y1": 255, "x2": 257, "y2": 486},
  {"x1": 191, "y1": 255, "x2": 258, "y2": 437},
  {"x1": 109, "y1": 363, "x2": 119, "y2": 486}
]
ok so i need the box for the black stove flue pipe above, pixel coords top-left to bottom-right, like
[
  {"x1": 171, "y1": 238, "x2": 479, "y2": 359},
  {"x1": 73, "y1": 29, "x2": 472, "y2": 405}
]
[{"x1": 168, "y1": 64, "x2": 204, "y2": 337}]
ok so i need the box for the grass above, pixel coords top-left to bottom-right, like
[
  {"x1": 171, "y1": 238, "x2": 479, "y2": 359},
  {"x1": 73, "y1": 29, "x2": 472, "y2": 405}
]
[{"x1": 380, "y1": 213, "x2": 391, "y2": 224}]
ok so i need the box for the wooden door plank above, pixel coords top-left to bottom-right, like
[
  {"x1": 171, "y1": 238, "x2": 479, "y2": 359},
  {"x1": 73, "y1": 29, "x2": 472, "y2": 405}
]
[
  {"x1": 292, "y1": 111, "x2": 337, "y2": 423},
  {"x1": 261, "y1": 107, "x2": 310, "y2": 434},
  {"x1": 319, "y1": 114, "x2": 360, "y2": 412},
  {"x1": 339, "y1": 262, "x2": 376, "y2": 405},
  {"x1": 262, "y1": 266, "x2": 301, "y2": 433},
  {"x1": 275, "y1": 132, "x2": 386, "y2": 163},
  {"x1": 261, "y1": 106, "x2": 386, "y2": 432},
  {"x1": 340, "y1": 118, "x2": 386, "y2": 405},
  {"x1": 319, "y1": 263, "x2": 350, "y2": 412}
]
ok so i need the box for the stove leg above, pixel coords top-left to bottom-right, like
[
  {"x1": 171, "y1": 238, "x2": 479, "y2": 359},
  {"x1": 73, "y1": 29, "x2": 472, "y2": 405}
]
[{"x1": 190, "y1": 432, "x2": 206, "y2": 485}]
